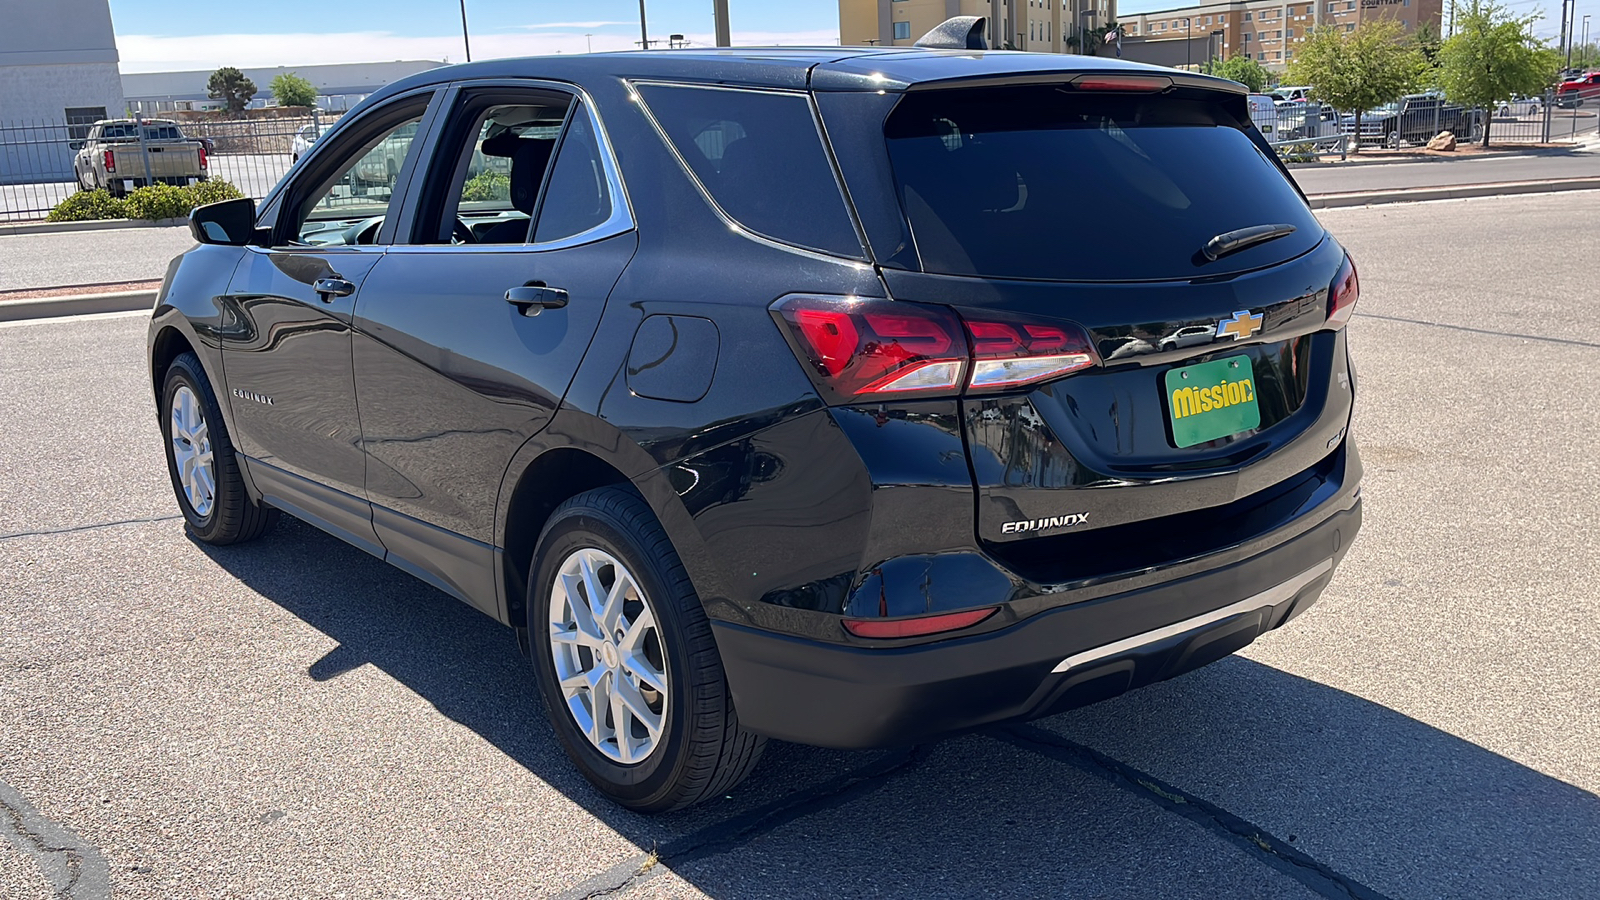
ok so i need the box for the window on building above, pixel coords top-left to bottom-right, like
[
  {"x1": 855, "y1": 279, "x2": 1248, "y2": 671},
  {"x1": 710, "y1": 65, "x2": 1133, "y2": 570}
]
[
  {"x1": 894, "y1": 20, "x2": 911, "y2": 39},
  {"x1": 1286, "y1": 27, "x2": 1294, "y2": 37},
  {"x1": 1258, "y1": 50, "x2": 1266, "y2": 59},
  {"x1": 63, "y1": 107, "x2": 107, "y2": 141},
  {"x1": 1244, "y1": 11, "x2": 1252, "y2": 19},
  {"x1": 1243, "y1": 32, "x2": 1251, "y2": 41}
]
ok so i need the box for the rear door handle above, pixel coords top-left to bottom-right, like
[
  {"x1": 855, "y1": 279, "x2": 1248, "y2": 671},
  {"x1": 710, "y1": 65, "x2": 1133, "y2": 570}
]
[
  {"x1": 505, "y1": 283, "x2": 569, "y2": 317},
  {"x1": 313, "y1": 277, "x2": 355, "y2": 300}
]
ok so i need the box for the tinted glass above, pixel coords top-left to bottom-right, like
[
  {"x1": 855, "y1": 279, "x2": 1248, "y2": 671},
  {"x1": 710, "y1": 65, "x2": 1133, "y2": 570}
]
[
  {"x1": 293, "y1": 115, "x2": 424, "y2": 245},
  {"x1": 638, "y1": 85, "x2": 861, "y2": 258},
  {"x1": 885, "y1": 86, "x2": 1321, "y2": 281},
  {"x1": 534, "y1": 107, "x2": 612, "y2": 243}
]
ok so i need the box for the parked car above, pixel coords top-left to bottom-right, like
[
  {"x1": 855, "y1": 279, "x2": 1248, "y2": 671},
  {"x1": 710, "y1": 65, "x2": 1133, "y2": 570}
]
[
  {"x1": 1270, "y1": 85, "x2": 1312, "y2": 102},
  {"x1": 1556, "y1": 72, "x2": 1600, "y2": 107},
  {"x1": 1497, "y1": 95, "x2": 1542, "y2": 117},
  {"x1": 72, "y1": 119, "x2": 208, "y2": 196},
  {"x1": 153, "y1": 23, "x2": 1363, "y2": 813},
  {"x1": 291, "y1": 124, "x2": 321, "y2": 162},
  {"x1": 1342, "y1": 93, "x2": 1481, "y2": 147}
]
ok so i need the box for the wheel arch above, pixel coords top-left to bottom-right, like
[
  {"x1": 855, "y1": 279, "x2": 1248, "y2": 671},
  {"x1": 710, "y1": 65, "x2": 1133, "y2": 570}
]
[{"x1": 149, "y1": 323, "x2": 197, "y2": 407}]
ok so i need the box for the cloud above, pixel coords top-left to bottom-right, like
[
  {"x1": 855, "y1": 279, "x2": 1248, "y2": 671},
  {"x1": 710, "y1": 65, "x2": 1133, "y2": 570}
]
[
  {"x1": 116, "y1": 28, "x2": 842, "y2": 73},
  {"x1": 511, "y1": 21, "x2": 636, "y2": 30}
]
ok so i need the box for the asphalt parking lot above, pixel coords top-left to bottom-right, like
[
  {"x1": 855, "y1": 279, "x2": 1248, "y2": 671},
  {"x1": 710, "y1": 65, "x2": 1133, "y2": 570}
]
[{"x1": 2, "y1": 191, "x2": 1597, "y2": 899}]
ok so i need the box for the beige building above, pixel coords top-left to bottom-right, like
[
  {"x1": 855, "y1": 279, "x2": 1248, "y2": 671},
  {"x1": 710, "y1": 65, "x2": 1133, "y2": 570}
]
[
  {"x1": 1119, "y1": 0, "x2": 1442, "y2": 72},
  {"x1": 839, "y1": 0, "x2": 1117, "y2": 54},
  {"x1": 839, "y1": 0, "x2": 1440, "y2": 73}
]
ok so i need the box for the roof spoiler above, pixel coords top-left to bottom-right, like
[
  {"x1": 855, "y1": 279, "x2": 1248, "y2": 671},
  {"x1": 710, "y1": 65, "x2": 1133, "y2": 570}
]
[{"x1": 914, "y1": 16, "x2": 989, "y2": 51}]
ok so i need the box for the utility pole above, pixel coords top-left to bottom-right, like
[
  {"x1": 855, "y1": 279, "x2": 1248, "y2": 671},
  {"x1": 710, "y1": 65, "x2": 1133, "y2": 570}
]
[
  {"x1": 1565, "y1": 0, "x2": 1575, "y2": 70},
  {"x1": 1583, "y1": 16, "x2": 1591, "y2": 68},
  {"x1": 713, "y1": 0, "x2": 732, "y2": 47},
  {"x1": 459, "y1": 0, "x2": 472, "y2": 62},
  {"x1": 1559, "y1": 0, "x2": 1570, "y2": 69},
  {"x1": 639, "y1": 0, "x2": 650, "y2": 50},
  {"x1": 1185, "y1": 17, "x2": 1192, "y2": 70}
]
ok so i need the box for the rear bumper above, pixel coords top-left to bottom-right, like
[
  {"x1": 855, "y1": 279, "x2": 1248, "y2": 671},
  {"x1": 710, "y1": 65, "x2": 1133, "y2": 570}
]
[{"x1": 713, "y1": 498, "x2": 1359, "y2": 749}]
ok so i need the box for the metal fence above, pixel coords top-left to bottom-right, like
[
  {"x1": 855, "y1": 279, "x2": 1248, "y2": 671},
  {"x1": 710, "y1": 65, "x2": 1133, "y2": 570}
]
[{"x1": 0, "y1": 111, "x2": 346, "y2": 223}]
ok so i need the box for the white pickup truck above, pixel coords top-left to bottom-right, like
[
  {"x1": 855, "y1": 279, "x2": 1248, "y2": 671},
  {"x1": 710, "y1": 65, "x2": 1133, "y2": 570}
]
[{"x1": 72, "y1": 119, "x2": 209, "y2": 196}]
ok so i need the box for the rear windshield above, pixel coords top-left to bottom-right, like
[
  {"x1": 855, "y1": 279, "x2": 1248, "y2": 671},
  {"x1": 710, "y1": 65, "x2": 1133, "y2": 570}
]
[
  {"x1": 101, "y1": 123, "x2": 184, "y2": 141},
  {"x1": 884, "y1": 86, "x2": 1321, "y2": 281}
]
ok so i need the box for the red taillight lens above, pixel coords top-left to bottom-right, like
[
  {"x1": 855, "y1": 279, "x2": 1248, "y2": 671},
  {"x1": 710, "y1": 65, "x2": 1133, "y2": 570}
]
[
  {"x1": 1328, "y1": 255, "x2": 1359, "y2": 328},
  {"x1": 103, "y1": 149, "x2": 115, "y2": 173},
  {"x1": 843, "y1": 606, "x2": 998, "y2": 639},
  {"x1": 963, "y1": 311, "x2": 1099, "y2": 391},
  {"x1": 773, "y1": 296, "x2": 967, "y2": 403},
  {"x1": 773, "y1": 295, "x2": 1100, "y2": 403},
  {"x1": 198, "y1": 147, "x2": 208, "y2": 169}
]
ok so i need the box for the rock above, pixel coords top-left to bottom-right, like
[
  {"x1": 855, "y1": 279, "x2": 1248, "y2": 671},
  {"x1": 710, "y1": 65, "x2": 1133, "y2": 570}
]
[{"x1": 1426, "y1": 131, "x2": 1457, "y2": 151}]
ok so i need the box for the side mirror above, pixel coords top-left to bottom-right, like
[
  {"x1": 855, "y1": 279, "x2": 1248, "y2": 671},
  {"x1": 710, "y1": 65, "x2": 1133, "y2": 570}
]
[
  {"x1": 189, "y1": 197, "x2": 257, "y2": 246},
  {"x1": 69, "y1": 140, "x2": 85, "y2": 151}
]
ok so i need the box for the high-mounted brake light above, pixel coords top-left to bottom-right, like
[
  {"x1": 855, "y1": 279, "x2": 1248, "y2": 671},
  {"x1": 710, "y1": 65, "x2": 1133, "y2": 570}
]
[
  {"x1": 843, "y1": 606, "x2": 998, "y2": 639},
  {"x1": 1327, "y1": 255, "x2": 1359, "y2": 328},
  {"x1": 103, "y1": 149, "x2": 116, "y2": 173},
  {"x1": 1070, "y1": 74, "x2": 1173, "y2": 92},
  {"x1": 772, "y1": 295, "x2": 1100, "y2": 403}
]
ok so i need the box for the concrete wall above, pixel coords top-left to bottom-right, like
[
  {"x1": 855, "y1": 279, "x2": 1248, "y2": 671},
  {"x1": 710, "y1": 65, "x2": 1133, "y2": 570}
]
[{"x1": 0, "y1": 0, "x2": 126, "y2": 183}]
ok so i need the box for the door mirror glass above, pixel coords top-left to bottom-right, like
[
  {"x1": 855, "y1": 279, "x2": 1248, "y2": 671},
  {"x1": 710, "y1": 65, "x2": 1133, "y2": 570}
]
[
  {"x1": 190, "y1": 197, "x2": 257, "y2": 246},
  {"x1": 69, "y1": 140, "x2": 85, "y2": 151}
]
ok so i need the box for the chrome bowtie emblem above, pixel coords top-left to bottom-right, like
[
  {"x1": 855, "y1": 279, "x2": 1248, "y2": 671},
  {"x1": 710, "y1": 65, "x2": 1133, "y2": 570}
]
[{"x1": 1216, "y1": 310, "x2": 1264, "y2": 341}]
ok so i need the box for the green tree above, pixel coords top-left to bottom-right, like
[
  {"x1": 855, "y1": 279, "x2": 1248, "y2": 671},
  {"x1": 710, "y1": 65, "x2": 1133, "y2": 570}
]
[
  {"x1": 1411, "y1": 21, "x2": 1443, "y2": 67},
  {"x1": 269, "y1": 71, "x2": 317, "y2": 108},
  {"x1": 1287, "y1": 21, "x2": 1426, "y2": 153},
  {"x1": 1204, "y1": 54, "x2": 1271, "y2": 92},
  {"x1": 206, "y1": 67, "x2": 257, "y2": 116},
  {"x1": 1438, "y1": 0, "x2": 1559, "y2": 147}
]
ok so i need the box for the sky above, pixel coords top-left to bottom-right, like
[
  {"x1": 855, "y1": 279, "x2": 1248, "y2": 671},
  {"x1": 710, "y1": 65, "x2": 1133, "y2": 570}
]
[
  {"x1": 105, "y1": 0, "x2": 1599, "y2": 72},
  {"x1": 105, "y1": 0, "x2": 843, "y2": 72}
]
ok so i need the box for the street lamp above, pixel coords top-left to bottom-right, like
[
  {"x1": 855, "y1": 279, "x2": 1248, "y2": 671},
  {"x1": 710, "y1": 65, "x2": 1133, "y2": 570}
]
[
  {"x1": 1584, "y1": 16, "x2": 1591, "y2": 69},
  {"x1": 459, "y1": 0, "x2": 471, "y2": 62},
  {"x1": 1183, "y1": 17, "x2": 1193, "y2": 70}
]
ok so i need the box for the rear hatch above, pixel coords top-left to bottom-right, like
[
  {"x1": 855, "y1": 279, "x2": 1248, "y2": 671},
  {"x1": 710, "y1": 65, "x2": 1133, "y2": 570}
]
[{"x1": 816, "y1": 73, "x2": 1356, "y2": 577}]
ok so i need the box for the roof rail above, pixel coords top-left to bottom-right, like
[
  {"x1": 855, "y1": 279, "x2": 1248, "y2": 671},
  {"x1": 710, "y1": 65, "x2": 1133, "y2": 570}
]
[{"x1": 913, "y1": 16, "x2": 989, "y2": 51}]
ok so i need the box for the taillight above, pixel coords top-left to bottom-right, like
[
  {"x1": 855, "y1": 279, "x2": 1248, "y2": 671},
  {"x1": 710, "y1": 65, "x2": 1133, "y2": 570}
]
[
  {"x1": 773, "y1": 296, "x2": 968, "y2": 403},
  {"x1": 198, "y1": 146, "x2": 208, "y2": 169},
  {"x1": 964, "y1": 310, "x2": 1098, "y2": 392},
  {"x1": 771, "y1": 295, "x2": 1099, "y2": 403},
  {"x1": 1328, "y1": 255, "x2": 1359, "y2": 328},
  {"x1": 843, "y1": 606, "x2": 998, "y2": 639},
  {"x1": 103, "y1": 149, "x2": 115, "y2": 173}
]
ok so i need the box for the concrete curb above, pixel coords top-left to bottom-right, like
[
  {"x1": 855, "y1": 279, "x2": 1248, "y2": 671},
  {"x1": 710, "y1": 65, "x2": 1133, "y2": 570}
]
[
  {"x1": 0, "y1": 218, "x2": 186, "y2": 237},
  {"x1": 0, "y1": 290, "x2": 156, "y2": 323},
  {"x1": 1307, "y1": 176, "x2": 1600, "y2": 209}
]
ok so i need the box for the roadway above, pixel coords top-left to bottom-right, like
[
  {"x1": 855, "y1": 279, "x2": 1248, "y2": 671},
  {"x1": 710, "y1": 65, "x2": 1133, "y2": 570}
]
[
  {"x1": 1, "y1": 191, "x2": 1597, "y2": 898},
  {"x1": 1292, "y1": 146, "x2": 1600, "y2": 195}
]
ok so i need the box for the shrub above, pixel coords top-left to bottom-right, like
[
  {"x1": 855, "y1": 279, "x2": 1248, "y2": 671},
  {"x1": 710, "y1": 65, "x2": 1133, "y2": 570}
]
[
  {"x1": 45, "y1": 189, "x2": 127, "y2": 222},
  {"x1": 47, "y1": 179, "x2": 247, "y2": 223},
  {"x1": 189, "y1": 179, "x2": 245, "y2": 207},
  {"x1": 123, "y1": 183, "x2": 194, "y2": 222},
  {"x1": 461, "y1": 169, "x2": 510, "y2": 202}
]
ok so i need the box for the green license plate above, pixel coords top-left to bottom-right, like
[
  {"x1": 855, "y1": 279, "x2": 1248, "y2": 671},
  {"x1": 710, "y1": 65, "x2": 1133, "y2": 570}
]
[{"x1": 1165, "y1": 355, "x2": 1262, "y2": 448}]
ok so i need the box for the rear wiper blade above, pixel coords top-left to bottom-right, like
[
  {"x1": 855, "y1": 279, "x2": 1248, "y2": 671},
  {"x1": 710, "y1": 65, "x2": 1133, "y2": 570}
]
[{"x1": 1200, "y1": 223, "x2": 1297, "y2": 262}]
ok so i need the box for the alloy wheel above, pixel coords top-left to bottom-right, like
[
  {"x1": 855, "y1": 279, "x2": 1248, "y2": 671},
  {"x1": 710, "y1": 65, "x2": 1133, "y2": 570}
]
[
  {"x1": 547, "y1": 548, "x2": 669, "y2": 764},
  {"x1": 169, "y1": 385, "x2": 216, "y2": 517}
]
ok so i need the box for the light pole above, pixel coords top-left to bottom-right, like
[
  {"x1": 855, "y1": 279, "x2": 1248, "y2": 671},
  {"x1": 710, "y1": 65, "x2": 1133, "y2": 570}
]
[
  {"x1": 638, "y1": 0, "x2": 650, "y2": 49},
  {"x1": 459, "y1": 0, "x2": 472, "y2": 62},
  {"x1": 1583, "y1": 16, "x2": 1591, "y2": 68},
  {"x1": 1184, "y1": 17, "x2": 1193, "y2": 70}
]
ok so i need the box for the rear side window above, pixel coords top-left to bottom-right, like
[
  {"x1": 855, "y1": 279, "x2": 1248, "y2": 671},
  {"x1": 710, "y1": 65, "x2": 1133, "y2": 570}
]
[
  {"x1": 884, "y1": 86, "x2": 1321, "y2": 281},
  {"x1": 637, "y1": 84, "x2": 862, "y2": 259}
]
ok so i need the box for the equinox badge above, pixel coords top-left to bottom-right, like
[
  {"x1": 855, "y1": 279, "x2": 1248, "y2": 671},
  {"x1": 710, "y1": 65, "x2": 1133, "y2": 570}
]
[{"x1": 1002, "y1": 513, "x2": 1089, "y2": 535}]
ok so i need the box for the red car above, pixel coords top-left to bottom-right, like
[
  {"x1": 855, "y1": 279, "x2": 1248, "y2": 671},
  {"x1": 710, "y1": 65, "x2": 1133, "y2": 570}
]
[{"x1": 1557, "y1": 72, "x2": 1600, "y2": 107}]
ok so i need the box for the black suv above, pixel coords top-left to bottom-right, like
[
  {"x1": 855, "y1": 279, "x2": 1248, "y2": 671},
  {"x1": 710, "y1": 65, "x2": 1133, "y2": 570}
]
[{"x1": 151, "y1": 22, "x2": 1362, "y2": 812}]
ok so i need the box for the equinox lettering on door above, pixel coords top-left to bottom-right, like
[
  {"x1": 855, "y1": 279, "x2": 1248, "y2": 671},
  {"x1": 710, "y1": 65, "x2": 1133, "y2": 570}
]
[
  {"x1": 1001, "y1": 513, "x2": 1090, "y2": 534},
  {"x1": 232, "y1": 388, "x2": 274, "y2": 406}
]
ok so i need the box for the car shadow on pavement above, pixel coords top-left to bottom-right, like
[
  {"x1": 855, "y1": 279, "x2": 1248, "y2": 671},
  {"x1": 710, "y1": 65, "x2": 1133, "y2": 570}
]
[{"x1": 197, "y1": 516, "x2": 1600, "y2": 900}]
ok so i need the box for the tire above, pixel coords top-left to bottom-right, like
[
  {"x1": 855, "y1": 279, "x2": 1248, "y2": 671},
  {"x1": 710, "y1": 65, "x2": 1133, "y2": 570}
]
[
  {"x1": 528, "y1": 486, "x2": 765, "y2": 813},
  {"x1": 1385, "y1": 130, "x2": 1401, "y2": 149},
  {"x1": 159, "y1": 352, "x2": 278, "y2": 545}
]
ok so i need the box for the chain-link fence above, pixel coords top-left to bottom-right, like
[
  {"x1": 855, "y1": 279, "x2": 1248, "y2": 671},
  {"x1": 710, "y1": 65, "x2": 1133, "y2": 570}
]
[{"x1": 1, "y1": 111, "x2": 346, "y2": 223}]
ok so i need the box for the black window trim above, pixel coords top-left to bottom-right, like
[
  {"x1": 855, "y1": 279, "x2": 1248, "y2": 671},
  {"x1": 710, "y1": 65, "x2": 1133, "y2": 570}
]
[
  {"x1": 628, "y1": 79, "x2": 869, "y2": 264},
  {"x1": 385, "y1": 78, "x2": 637, "y2": 256}
]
